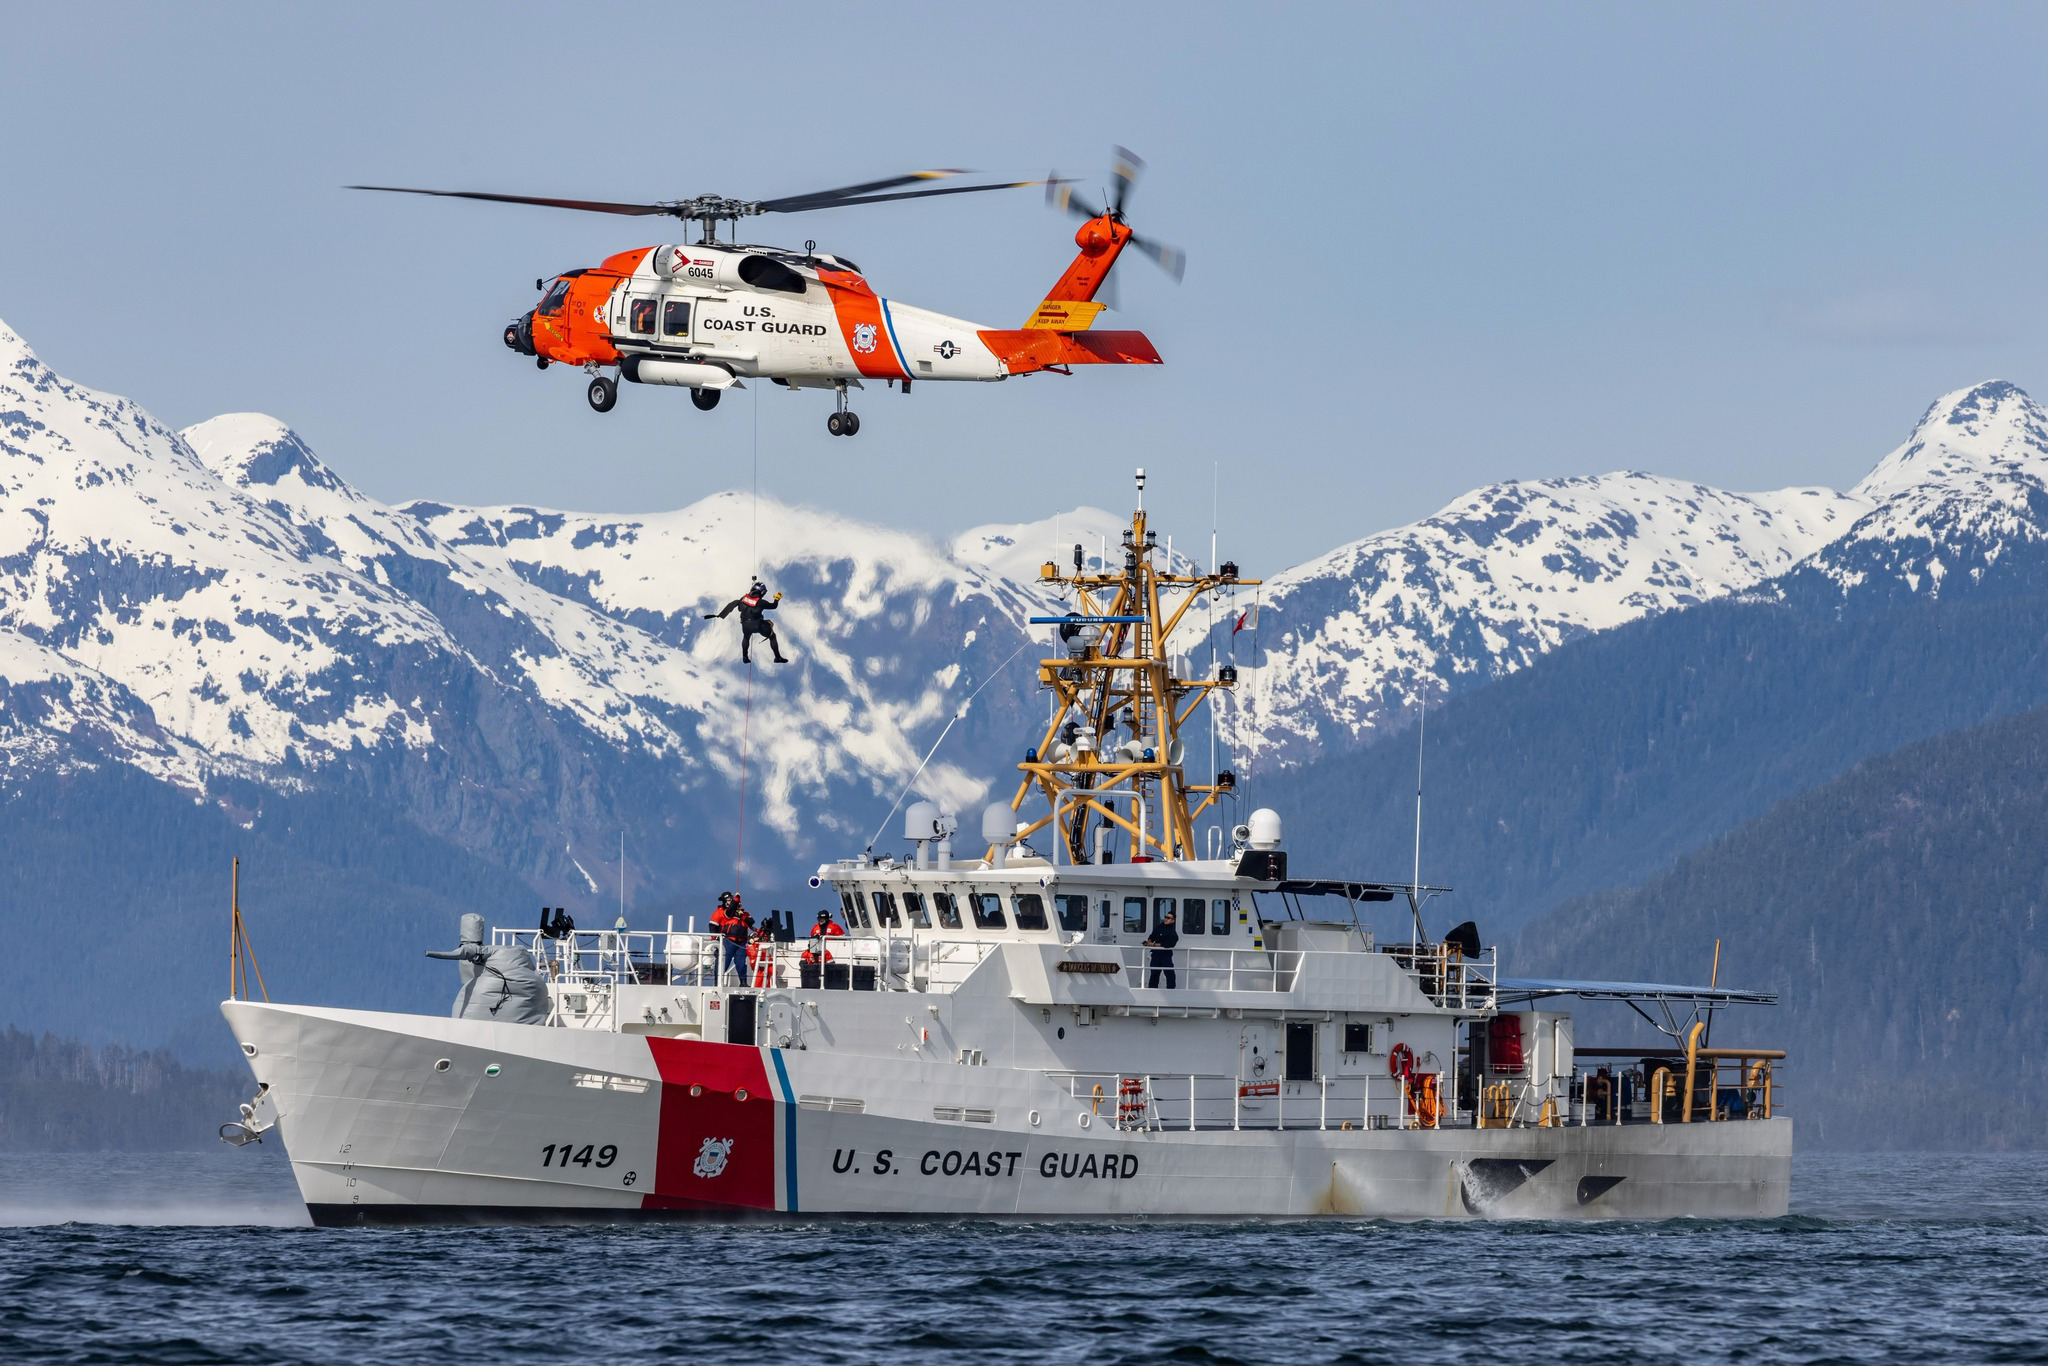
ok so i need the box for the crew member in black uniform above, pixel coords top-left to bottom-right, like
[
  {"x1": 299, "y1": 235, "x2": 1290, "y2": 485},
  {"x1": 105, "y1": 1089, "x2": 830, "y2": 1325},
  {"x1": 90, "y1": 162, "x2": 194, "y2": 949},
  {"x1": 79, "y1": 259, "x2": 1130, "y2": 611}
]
[
  {"x1": 1144, "y1": 908, "x2": 1179, "y2": 989},
  {"x1": 706, "y1": 581, "x2": 788, "y2": 664}
]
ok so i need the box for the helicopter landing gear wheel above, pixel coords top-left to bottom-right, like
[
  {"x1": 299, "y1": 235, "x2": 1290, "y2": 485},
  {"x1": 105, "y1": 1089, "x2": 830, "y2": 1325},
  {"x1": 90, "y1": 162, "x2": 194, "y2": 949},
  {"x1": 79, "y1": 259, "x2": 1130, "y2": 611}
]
[
  {"x1": 827, "y1": 382, "x2": 859, "y2": 436},
  {"x1": 691, "y1": 387, "x2": 721, "y2": 412},
  {"x1": 536, "y1": 357, "x2": 549, "y2": 370},
  {"x1": 587, "y1": 376, "x2": 617, "y2": 412}
]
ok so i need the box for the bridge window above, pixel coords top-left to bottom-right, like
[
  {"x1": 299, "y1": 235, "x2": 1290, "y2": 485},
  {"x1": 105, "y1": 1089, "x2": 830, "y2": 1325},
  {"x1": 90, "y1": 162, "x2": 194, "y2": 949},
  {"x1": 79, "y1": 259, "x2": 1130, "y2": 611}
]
[
  {"x1": 1153, "y1": 897, "x2": 1177, "y2": 932},
  {"x1": 1054, "y1": 894, "x2": 1089, "y2": 933},
  {"x1": 1013, "y1": 894, "x2": 1049, "y2": 932},
  {"x1": 870, "y1": 891, "x2": 901, "y2": 928},
  {"x1": 1183, "y1": 899, "x2": 1205, "y2": 935},
  {"x1": 971, "y1": 893, "x2": 1008, "y2": 930},
  {"x1": 902, "y1": 892, "x2": 931, "y2": 928},
  {"x1": 628, "y1": 299, "x2": 657, "y2": 334},
  {"x1": 1123, "y1": 898, "x2": 1146, "y2": 933},
  {"x1": 737, "y1": 254, "x2": 807, "y2": 294},
  {"x1": 1212, "y1": 899, "x2": 1232, "y2": 935},
  {"x1": 934, "y1": 892, "x2": 963, "y2": 930},
  {"x1": 841, "y1": 891, "x2": 869, "y2": 930},
  {"x1": 663, "y1": 300, "x2": 691, "y2": 337}
]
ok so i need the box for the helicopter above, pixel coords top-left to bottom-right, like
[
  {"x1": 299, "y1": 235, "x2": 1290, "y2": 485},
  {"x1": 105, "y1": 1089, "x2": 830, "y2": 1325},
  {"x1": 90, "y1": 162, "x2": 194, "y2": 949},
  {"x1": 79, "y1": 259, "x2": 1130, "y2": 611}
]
[{"x1": 352, "y1": 151, "x2": 1183, "y2": 435}]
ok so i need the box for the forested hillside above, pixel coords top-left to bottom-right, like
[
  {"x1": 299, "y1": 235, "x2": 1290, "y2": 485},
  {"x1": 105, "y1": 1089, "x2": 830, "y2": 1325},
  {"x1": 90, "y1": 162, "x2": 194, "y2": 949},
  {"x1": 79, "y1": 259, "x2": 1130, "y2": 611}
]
[
  {"x1": 0, "y1": 764, "x2": 540, "y2": 1061},
  {"x1": 1275, "y1": 589, "x2": 2048, "y2": 932},
  {"x1": 0, "y1": 1026, "x2": 249, "y2": 1151},
  {"x1": 1513, "y1": 702, "x2": 2048, "y2": 1150}
]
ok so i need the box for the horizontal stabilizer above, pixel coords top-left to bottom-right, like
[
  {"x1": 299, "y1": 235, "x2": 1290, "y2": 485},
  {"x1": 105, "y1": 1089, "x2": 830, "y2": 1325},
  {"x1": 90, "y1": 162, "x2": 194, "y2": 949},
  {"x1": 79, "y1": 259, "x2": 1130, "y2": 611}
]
[{"x1": 977, "y1": 329, "x2": 1162, "y2": 374}]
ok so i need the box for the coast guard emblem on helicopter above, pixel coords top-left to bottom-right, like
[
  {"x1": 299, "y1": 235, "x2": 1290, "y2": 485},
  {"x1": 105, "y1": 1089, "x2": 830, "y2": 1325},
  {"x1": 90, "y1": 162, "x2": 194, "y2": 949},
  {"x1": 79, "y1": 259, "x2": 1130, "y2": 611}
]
[
  {"x1": 851, "y1": 322, "x2": 879, "y2": 354},
  {"x1": 693, "y1": 1136, "x2": 734, "y2": 1179}
]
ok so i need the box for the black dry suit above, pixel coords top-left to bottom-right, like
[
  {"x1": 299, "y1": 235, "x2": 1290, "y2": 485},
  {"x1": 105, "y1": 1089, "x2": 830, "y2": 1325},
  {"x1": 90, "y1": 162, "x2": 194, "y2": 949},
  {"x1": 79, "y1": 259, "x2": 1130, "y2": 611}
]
[{"x1": 707, "y1": 583, "x2": 787, "y2": 664}]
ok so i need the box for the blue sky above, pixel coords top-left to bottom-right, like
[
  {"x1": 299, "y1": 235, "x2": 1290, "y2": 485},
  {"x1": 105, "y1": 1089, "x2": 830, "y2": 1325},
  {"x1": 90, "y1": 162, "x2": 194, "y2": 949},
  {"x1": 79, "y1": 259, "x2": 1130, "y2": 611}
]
[{"x1": 4, "y1": 2, "x2": 2045, "y2": 568}]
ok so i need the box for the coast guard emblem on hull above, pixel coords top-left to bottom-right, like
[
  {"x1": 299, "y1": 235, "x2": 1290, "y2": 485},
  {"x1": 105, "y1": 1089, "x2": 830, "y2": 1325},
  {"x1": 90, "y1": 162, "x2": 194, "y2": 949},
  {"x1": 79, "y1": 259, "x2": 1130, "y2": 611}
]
[
  {"x1": 693, "y1": 1136, "x2": 734, "y2": 1179},
  {"x1": 851, "y1": 322, "x2": 879, "y2": 354}
]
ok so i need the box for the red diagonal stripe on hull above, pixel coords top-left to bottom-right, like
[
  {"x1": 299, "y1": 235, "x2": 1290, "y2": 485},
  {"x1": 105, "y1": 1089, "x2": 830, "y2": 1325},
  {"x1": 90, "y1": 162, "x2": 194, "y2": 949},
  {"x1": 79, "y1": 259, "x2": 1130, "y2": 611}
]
[{"x1": 644, "y1": 1036, "x2": 776, "y2": 1212}]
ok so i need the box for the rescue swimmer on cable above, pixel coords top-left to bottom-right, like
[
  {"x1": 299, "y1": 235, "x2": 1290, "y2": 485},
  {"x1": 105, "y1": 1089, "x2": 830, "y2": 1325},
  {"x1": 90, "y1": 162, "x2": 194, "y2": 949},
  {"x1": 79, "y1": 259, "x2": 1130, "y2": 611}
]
[
  {"x1": 348, "y1": 149, "x2": 1182, "y2": 435},
  {"x1": 707, "y1": 581, "x2": 787, "y2": 664}
]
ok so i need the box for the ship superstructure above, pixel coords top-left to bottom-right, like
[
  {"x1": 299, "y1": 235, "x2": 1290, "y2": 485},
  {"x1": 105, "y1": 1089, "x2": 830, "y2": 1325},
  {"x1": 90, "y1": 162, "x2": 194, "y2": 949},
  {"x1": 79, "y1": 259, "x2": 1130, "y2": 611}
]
[{"x1": 221, "y1": 473, "x2": 1790, "y2": 1222}]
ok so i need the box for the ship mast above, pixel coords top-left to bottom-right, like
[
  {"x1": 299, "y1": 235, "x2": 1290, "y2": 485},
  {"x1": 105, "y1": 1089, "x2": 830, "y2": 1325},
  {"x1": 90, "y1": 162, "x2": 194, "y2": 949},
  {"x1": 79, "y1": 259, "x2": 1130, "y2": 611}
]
[{"x1": 1005, "y1": 469, "x2": 1258, "y2": 863}]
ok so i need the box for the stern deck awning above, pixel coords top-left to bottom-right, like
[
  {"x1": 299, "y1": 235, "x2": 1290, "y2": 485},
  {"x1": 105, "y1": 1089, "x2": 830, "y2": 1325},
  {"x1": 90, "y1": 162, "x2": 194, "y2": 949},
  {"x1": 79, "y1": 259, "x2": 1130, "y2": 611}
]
[{"x1": 1495, "y1": 977, "x2": 1778, "y2": 1006}]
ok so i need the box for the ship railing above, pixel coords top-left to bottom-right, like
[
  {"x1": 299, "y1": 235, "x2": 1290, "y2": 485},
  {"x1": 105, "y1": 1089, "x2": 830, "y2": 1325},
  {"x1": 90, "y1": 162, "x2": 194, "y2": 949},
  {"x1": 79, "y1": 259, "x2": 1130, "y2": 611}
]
[
  {"x1": 1379, "y1": 942, "x2": 1497, "y2": 1011},
  {"x1": 1530, "y1": 1054, "x2": 1787, "y2": 1128},
  {"x1": 1048, "y1": 1070, "x2": 1451, "y2": 1132},
  {"x1": 1109, "y1": 945, "x2": 1302, "y2": 992}
]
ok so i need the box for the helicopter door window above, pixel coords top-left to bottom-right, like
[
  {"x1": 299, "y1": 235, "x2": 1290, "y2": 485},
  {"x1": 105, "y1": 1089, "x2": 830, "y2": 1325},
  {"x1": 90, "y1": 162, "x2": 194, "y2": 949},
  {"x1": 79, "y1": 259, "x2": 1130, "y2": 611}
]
[
  {"x1": 662, "y1": 300, "x2": 691, "y2": 338},
  {"x1": 1013, "y1": 894, "x2": 1049, "y2": 932},
  {"x1": 970, "y1": 893, "x2": 1008, "y2": 930},
  {"x1": 902, "y1": 892, "x2": 931, "y2": 928},
  {"x1": 933, "y1": 892, "x2": 963, "y2": 931},
  {"x1": 628, "y1": 299, "x2": 658, "y2": 334},
  {"x1": 538, "y1": 279, "x2": 571, "y2": 315},
  {"x1": 1122, "y1": 897, "x2": 1146, "y2": 934}
]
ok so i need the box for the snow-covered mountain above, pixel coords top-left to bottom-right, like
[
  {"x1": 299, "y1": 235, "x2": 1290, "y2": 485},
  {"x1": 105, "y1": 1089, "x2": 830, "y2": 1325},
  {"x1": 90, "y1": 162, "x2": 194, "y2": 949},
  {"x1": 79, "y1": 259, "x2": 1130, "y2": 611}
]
[
  {"x1": 7, "y1": 309, "x2": 2048, "y2": 896},
  {"x1": 1234, "y1": 475, "x2": 1868, "y2": 764},
  {"x1": 1774, "y1": 379, "x2": 2048, "y2": 610}
]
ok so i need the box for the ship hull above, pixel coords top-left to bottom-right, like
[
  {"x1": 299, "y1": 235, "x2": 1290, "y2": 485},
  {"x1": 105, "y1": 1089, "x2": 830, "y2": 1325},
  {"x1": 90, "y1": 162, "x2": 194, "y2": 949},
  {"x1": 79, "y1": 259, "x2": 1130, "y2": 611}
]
[{"x1": 225, "y1": 1001, "x2": 1790, "y2": 1224}]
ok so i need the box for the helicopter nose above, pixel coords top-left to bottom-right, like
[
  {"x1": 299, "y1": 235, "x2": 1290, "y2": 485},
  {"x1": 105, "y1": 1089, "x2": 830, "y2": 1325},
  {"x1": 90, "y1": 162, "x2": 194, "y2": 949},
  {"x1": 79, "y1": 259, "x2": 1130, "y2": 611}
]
[{"x1": 503, "y1": 311, "x2": 537, "y2": 356}]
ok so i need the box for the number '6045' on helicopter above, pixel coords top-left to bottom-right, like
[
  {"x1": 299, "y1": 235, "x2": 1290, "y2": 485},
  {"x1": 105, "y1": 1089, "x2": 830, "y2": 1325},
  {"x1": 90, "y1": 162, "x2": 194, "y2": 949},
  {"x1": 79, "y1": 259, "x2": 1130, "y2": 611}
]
[{"x1": 353, "y1": 149, "x2": 1183, "y2": 436}]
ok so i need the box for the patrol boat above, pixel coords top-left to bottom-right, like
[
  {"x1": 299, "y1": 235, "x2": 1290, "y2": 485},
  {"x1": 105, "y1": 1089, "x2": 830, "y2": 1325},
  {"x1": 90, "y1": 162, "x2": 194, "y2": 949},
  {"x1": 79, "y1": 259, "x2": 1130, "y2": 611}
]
[{"x1": 220, "y1": 473, "x2": 1791, "y2": 1223}]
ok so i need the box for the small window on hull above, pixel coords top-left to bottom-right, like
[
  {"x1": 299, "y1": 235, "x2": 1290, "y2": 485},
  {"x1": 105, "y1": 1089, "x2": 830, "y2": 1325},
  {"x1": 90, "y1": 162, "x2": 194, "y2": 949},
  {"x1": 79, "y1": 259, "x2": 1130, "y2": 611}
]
[
  {"x1": 1153, "y1": 897, "x2": 1176, "y2": 932},
  {"x1": 663, "y1": 300, "x2": 691, "y2": 337},
  {"x1": 628, "y1": 299, "x2": 657, "y2": 334},
  {"x1": 1123, "y1": 898, "x2": 1146, "y2": 934},
  {"x1": 1183, "y1": 899, "x2": 1205, "y2": 935},
  {"x1": 1212, "y1": 899, "x2": 1231, "y2": 935}
]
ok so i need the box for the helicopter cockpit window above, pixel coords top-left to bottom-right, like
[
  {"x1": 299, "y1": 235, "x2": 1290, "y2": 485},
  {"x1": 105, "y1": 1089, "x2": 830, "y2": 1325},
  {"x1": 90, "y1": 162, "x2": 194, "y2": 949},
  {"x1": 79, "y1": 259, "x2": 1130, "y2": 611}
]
[
  {"x1": 736, "y1": 254, "x2": 807, "y2": 295},
  {"x1": 662, "y1": 301, "x2": 691, "y2": 337},
  {"x1": 628, "y1": 299, "x2": 657, "y2": 334},
  {"x1": 538, "y1": 279, "x2": 572, "y2": 315}
]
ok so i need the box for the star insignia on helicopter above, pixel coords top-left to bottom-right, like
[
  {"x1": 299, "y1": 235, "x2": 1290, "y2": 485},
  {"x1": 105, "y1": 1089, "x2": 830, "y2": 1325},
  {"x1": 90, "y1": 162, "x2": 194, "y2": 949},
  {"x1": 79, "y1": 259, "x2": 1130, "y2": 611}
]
[{"x1": 934, "y1": 340, "x2": 959, "y2": 359}]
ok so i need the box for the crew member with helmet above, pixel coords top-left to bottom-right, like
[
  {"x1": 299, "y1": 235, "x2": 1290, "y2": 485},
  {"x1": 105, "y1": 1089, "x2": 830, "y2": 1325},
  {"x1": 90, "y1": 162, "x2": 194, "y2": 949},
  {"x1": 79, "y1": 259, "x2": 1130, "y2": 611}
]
[
  {"x1": 706, "y1": 581, "x2": 788, "y2": 664},
  {"x1": 716, "y1": 898, "x2": 752, "y2": 983}
]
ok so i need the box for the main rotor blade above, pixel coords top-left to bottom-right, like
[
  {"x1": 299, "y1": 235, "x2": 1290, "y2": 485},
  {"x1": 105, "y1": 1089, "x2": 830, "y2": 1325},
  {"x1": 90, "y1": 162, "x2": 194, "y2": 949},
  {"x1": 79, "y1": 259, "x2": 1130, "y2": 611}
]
[
  {"x1": 1109, "y1": 145, "x2": 1145, "y2": 218},
  {"x1": 755, "y1": 169, "x2": 968, "y2": 214},
  {"x1": 348, "y1": 185, "x2": 673, "y2": 216},
  {"x1": 767, "y1": 179, "x2": 1046, "y2": 213}
]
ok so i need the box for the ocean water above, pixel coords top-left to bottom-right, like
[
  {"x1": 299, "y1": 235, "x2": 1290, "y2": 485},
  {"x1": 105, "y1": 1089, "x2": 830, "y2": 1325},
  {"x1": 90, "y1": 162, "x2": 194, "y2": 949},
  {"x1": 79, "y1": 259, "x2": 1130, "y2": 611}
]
[{"x1": 2, "y1": 1150, "x2": 2045, "y2": 1364}]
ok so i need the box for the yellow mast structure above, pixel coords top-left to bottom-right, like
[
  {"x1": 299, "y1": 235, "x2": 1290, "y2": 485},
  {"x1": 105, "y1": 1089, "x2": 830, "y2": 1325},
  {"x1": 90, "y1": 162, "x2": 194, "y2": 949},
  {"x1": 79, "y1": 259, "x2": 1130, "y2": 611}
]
[{"x1": 1005, "y1": 470, "x2": 1259, "y2": 864}]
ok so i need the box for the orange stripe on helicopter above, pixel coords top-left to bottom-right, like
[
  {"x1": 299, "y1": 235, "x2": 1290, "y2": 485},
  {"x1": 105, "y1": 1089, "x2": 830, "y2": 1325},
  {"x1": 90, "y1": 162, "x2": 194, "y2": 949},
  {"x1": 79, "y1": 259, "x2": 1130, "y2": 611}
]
[
  {"x1": 533, "y1": 247, "x2": 654, "y2": 367},
  {"x1": 816, "y1": 269, "x2": 909, "y2": 381}
]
